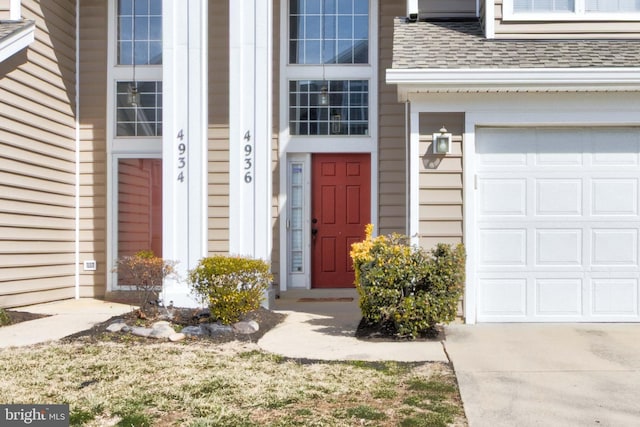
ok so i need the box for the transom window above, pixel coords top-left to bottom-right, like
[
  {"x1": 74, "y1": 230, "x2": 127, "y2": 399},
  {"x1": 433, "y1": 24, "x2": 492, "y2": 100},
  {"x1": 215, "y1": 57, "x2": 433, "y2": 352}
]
[
  {"x1": 289, "y1": 80, "x2": 368, "y2": 136},
  {"x1": 116, "y1": 81, "x2": 162, "y2": 136},
  {"x1": 289, "y1": 0, "x2": 369, "y2": 64},
  {"x1": 117, "y1": 0, "x2": 162, "y2": 65}
]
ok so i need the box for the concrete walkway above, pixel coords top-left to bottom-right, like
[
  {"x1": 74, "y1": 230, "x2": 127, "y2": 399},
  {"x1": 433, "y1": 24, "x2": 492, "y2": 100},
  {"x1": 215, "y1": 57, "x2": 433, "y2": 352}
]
[
  {"x1": 445, "y1": 323, "x2": 640, "y2": 427},
  {"x1": 0, "y1": 299, "x2": 133, "y2": 348},
  {"x1": 258, "y1": 289, "x2": 448, "y2": 362}
]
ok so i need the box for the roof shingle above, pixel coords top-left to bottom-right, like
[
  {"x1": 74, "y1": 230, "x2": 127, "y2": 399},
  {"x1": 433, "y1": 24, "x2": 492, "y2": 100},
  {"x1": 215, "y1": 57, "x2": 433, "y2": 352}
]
[
  {"x1": 392, "y1": 18, "x2": 640, "y2": 69},
  {"x1": 0, "y1": 20, "x2": 34, "y2": 43}
]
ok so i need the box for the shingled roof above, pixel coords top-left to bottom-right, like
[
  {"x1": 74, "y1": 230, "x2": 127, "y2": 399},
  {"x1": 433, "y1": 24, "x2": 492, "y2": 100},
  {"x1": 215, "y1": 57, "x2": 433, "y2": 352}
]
[
  {"x1": 0, "y1": 20, "x2": 33, "y2": 42},
  {"x1": 392, "y1": 18, "x2": 640, "y2": 70}
]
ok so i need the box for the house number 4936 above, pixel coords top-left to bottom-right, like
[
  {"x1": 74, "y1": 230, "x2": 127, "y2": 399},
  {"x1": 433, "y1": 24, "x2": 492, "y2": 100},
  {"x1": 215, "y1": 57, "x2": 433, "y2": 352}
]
[
  {"x1": 244, "y1": 130, "x2": 253, "y2": 184},
  {"x1": 177, "y1": 129, "x2": 186, "y2": 183}
]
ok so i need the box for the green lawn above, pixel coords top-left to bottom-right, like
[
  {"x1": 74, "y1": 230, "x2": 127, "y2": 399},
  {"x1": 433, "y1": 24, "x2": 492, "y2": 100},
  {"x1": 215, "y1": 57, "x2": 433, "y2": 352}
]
[{"x1": 0, "y1": 341, "x2": 466, "y2": 426}]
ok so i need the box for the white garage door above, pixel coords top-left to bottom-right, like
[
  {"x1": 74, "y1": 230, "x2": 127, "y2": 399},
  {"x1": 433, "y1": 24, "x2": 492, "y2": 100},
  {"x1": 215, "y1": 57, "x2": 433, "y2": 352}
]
[{"x1": 476, "y1": 128, "x2": 640, "y2": 322}]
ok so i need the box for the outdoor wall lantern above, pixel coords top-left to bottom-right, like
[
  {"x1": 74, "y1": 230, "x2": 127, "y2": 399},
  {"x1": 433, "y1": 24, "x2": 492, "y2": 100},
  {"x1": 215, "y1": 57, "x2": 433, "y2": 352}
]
[
  {"x1": 433, "y1": 126, "x2": 451, "y2": 154},
  {"x1": 319, "y1": 85, "x2": 329, "y2": 106}
]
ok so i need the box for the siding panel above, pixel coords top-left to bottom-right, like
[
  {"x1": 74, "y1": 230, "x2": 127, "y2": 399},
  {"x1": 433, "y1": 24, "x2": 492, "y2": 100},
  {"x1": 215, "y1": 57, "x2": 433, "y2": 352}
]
[{"x1": 0, "y1": 0, "x2": 77, "y2": 308}]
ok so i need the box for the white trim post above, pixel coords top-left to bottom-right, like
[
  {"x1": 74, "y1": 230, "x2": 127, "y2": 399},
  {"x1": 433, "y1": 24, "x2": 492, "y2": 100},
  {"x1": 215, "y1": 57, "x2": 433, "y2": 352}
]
[
  {"x1": 407, "y1": 0, "x2": 418, "y2": 19},
  {"x1": 229, "y1": 0, "x2": 273, "y2": 261},
  {"x1": 9, "y1": 0, "x2": 20, "y2": 20},
  {"x1": 409, "y1": 110, "x2": 420, "y2": 246},
  {"x1": 161, "y1": 0, "x2": 208, "y2": 307}
]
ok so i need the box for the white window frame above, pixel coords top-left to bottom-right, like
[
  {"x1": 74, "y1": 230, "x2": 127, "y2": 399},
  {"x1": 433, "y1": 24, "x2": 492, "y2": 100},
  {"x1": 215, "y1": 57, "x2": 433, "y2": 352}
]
[
  {"x1": 278, "y1": 0, "x2": 379, "y2": 291},
  {"x1": 503, "y1": 0, "x2": 640, "y2": 20},
  {"x1": 106, "y1": 0, "x2": 163, "y2": 291}
]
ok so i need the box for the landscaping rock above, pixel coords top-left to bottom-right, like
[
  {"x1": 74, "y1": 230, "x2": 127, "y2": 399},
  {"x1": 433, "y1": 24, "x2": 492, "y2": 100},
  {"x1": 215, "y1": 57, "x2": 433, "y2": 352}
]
[
  {"x1": 106, "y1": 322, "x2": 127, "y2": 333},
  {"x1": 130, "y1": 327, "x2": 153, "y2": 338},
  {"x1": 233, "y1": 320, "x2": 259, "y2": 335},
  {"x1": 149, "y1": 321, "x2": 176, "y2": 339},
  {"x1": 200, "y1": 322, "x2": 234, "y2": 336},
  {"x1": 169, "y1": 333, "x2": 186, "y2": 342},
  {"x1": 181, "y1": 326, "x2": 203, "y2": 337}
]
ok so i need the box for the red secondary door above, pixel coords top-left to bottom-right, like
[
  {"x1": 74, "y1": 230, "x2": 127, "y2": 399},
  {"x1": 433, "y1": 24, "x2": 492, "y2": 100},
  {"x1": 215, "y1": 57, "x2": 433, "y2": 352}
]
[{"x1": 311, "y1": 153, "x2": 371, "y2": 288}]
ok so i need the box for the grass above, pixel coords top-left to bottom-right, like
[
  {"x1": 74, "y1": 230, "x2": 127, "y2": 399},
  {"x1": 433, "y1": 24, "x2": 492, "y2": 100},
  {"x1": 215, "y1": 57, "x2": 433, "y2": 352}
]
[
  {"x1": 0, "y1": 308, "x2": 11, "y2": 326},
  {"x1": 0, "y1": 342, "x2": 466, "y2": 426}
]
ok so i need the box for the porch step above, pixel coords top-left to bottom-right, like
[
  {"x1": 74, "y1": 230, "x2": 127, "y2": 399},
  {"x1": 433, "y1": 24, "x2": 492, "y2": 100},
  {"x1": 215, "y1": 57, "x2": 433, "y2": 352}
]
[{"x1": 278, "y1": 288, "x2": 359, "y2": 301}]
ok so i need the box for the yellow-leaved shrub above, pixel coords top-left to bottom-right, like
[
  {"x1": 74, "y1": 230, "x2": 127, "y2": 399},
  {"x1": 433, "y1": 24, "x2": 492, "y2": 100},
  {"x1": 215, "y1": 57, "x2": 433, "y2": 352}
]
[
  {"x1": 188, "y1": 255, "x2": 272, "y2": 325},
  {"x1": 351, "y1": 225, "x2": 465, "y2": 339}
]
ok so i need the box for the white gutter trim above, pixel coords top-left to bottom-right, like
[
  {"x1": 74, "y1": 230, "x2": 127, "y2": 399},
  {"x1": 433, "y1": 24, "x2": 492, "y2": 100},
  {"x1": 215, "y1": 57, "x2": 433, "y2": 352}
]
[
  {"x1": 388, "y1": 67, "x2": 640, "y2": 86},
  {"x1": 0, "y1": 21, "x2": 34, "y2": 63}
]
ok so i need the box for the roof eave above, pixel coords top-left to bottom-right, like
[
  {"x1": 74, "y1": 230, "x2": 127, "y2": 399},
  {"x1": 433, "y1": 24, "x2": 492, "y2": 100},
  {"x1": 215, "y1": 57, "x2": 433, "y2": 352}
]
[
  {"x1": 386, "y1": 68, "x2": 640, "y2": 101},
  {"x1": 0, "y1": 21, "x2": 35, "y2": 63}
]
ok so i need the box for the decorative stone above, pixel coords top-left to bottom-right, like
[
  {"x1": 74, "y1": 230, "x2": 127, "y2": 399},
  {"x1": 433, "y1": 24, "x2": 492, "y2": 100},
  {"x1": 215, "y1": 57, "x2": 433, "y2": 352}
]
[
  {"x1": 106, "y1": 322, "x2": 127, "y2": 333},
  {"x1": 181, "y1": 326, "x2": 203, "y2": 337},
  {"x1": 233, "y1": 320, "x2": 259, "y2": 335},
  {"x1": 200, "y1": 322, "x2": 234, "y2": 336},
  {"x1": 130, "y1": 327, "x2": 153, "y2": 337},
  {"x1": 149, "y1": 321, "x2": 176, "y2": 339},
  {"x1": 169, "y1": 333, "x2": 186, "y2": 342}
]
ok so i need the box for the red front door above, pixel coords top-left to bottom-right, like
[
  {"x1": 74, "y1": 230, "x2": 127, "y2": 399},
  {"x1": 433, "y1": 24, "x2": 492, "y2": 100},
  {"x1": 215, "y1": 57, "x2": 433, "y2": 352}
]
[{"x1": 311, "y1": 153, "x2": 371, "y2": 288}]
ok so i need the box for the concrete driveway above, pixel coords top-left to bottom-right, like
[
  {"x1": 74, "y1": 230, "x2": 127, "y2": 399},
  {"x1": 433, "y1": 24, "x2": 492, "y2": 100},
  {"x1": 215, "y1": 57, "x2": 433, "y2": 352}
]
[{"x1": 444, "y1": 324, "x2": 640, "y2": 427}]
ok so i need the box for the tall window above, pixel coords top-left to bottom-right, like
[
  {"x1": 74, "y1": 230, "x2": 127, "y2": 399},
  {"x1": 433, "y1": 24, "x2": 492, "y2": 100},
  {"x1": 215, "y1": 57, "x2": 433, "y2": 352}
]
[
  {"x1": 290, "y1": 0, "x2": 369, "y2": 64},
  {"x1": 586, "y1": 0, "x2": 640, "y2": 12},
  {"x1": 288, "y1": 0, "x2": 370, "y2": 136},
  {"x1": 115, "y1": 0, "x2": 163, "y2": 137}
]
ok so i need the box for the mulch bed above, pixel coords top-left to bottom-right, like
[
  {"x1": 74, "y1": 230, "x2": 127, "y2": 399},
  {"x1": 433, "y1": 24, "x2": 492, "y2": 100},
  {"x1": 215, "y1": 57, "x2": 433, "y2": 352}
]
[
  {"x1": 0, "y1": 310, "x2": 50, "y2": 327},
  {"x1": 62, "y1": 307, "x2": 286, "y2": 345},
  {"x1": 355, "y1": 318, "x2": 444, "y2": 341}
]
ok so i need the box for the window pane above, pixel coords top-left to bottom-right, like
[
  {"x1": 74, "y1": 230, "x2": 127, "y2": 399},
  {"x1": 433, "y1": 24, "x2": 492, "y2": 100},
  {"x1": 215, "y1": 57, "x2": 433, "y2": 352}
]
[
  {"x1": 289, "y1": 0, "x2": 368, "y2": 64},
  {"x1": 289, "y1": 80, "x2": 369, "y2": 136},
  {"x1": 116, "y1": 81, "x2": 163, "y2": 137},
  {"x1": 586, "y1": 0, "x2": 640, "y2": 11},
  {"x1": 117, "y1": 0, "x2": 162, "y2": 65},
  {"x1": 514, "y1": 0, "x2": 573, "y2": 11}
]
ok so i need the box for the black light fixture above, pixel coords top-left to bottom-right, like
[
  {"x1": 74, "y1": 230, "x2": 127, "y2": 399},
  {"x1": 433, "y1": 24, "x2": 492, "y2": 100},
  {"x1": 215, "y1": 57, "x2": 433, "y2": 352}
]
[
  {"x1": 319, "y1": 84, "x2": 329, "y2": 106},
  {"x1": 433, "y1": 126, "x2": 452, "y2": 154}
]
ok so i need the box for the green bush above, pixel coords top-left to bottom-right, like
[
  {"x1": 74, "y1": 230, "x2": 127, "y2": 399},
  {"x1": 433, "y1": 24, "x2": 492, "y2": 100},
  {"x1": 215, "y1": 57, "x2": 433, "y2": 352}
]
[
  {"x1": 0, "y1": 308, "x2": 11, "y2": 327},
  {"x1": 351, "y1": 225, "x2": 465, "y2": 339},
  {"x1": 188, "y1": 255, "x2": 272, "y2": 325}
]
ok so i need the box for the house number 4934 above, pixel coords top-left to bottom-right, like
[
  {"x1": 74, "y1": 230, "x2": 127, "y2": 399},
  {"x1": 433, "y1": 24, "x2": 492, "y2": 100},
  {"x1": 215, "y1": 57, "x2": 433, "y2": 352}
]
[
  {"x1": 177, "y1": 129, "x2": 186, "y2": 183},
  {"x1": 244, "y1": 130, "x2": 253, "y2": 184}
]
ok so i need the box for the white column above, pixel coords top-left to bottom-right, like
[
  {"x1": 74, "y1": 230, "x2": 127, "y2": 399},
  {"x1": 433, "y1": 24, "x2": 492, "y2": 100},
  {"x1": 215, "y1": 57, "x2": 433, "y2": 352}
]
[
  {"x1": 10, "y1": 0, "x2": 20, "y2": 20},
  {"x1": 162, "y1": 0, "x2": 208, "y2": 308},
  {"x1": 407, "y1": 0, "x2": 418, "y2": 18},
  {"x1": 229, "y1": 0, "x2": 273, "y2": 261},
  {"x1": 409, "y1": 110, "x2": 420, "y2": 246}
]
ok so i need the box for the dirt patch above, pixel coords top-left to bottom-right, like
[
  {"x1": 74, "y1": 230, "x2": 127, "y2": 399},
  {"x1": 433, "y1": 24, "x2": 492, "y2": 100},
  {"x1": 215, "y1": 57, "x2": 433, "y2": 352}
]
[
  {"x1": 62, "y1": 307, "x2": 286, "y2": 344},
  {"x1": 0, "y1": 310, "x2": 50, "y2": 327},
  {"x1": 355, "y1": 318, "x2": 445, "y2": 341}
]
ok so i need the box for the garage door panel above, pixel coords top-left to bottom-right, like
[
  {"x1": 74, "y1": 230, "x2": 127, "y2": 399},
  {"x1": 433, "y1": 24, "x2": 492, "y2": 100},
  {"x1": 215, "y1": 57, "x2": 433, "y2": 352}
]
[
  {"x1": 536, "y1": 179, "x2": 582, "y2": 216},
  {"x1": 476, "y1": 127, "x2": 640, "y2": 322},
  {"x1": 479, "y1": 278, "x2": 527, "y2": 317},
  {"x1": 591, "y1": 229, "x2": 638, "y2": 266},
  {"x1": 592, "y1": 131, "x2": 640, "y2": 166},
  {"x1": 535, "y1": 135, "x2": 584, "y2": 166},
  {"x1": 479, "y1": 179, "x2": 526, "y2": 216},
  {"x1": 536, "y1": 229, "x2": 582, "y2": 266},
  {"x1": 479, "y1": 229, "x2": 527, "y2": 266},
  {"x1": 592, "y1": 278, "x2": 638, "y2": 316},
  {"x1": 536, "y1": 278, "x2": 583, "y2": 316},
  {"x1": 591, "y1": 179, "x2": 638, "y2": 216}
]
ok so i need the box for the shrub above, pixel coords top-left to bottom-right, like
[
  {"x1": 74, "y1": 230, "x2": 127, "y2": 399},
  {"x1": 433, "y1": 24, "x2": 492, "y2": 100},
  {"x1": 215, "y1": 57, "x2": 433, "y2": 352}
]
[
  {"x1": 188, "y1": 255, "x2": 272, "y2": 325},
  {"x1": 113, "y1": 250, "x2": 177, "y2": 315},
  {"x1": 351, "y1": 225, "x2": 465, "y2": 339},
  {"x1": 0, "y1": 308, "x2": 10, "y2": 327}
]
